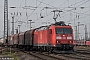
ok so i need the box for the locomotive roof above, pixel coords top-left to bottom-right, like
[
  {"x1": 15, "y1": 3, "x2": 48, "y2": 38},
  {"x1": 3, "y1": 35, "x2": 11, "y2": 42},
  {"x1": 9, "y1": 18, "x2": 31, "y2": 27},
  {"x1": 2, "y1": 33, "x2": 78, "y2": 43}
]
[
  {"x1": 51, "y1": 21, "x2": 67, "y2": 26},
  {"x1": 34, "y1": 21, "x2": 72, "y2": 31}
]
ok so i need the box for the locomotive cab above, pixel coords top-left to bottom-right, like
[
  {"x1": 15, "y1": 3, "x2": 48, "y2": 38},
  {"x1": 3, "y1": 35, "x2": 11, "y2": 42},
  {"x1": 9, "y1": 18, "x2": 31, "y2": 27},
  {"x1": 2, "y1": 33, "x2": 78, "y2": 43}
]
[
  {"x1": 55, "y1": 27, "x2": 74, "y2": 50},
  {"x1": 49, "y1": 21, "x2": 74, "y2": 51}
]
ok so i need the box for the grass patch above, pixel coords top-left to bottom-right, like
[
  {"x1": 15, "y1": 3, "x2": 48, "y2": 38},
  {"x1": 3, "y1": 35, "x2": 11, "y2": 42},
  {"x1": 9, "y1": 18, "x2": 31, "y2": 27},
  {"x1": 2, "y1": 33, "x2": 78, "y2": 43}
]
[
  {"x1": 1, "y1": 49, "x2": 20, "y2": 60},
  {"x1": 8, "y1": 53, "x2": 20, "y2": 60}
]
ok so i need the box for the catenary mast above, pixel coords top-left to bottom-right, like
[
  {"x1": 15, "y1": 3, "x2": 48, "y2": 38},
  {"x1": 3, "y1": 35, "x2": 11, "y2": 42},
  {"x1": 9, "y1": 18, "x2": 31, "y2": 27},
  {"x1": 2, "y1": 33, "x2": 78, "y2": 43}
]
[{"x1": 4, "y1": 0, "x2": 8, "y2": 44}]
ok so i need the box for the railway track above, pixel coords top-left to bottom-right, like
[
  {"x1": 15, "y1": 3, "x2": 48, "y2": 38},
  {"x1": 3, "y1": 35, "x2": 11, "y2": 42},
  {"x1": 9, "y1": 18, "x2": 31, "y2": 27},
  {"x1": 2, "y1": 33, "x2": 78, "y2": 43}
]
[
  {"x1": 8, "y1": 47, "x2": 90, "y2": 60},
  {"x1": 41, "y1": 51, "x2": 90, "y2": 60},
  {"x1": 27, "y1": 51, "x2": 65, "y2": 60},
  {"x1": 74, "y1": 49, "x2": 90, "y2": 55},
  {"x1": 13, "y1": 48, "x2": 65, "y2": 60},
  {"x1": 58, "y1": 53, "x2": 90, "y2": 60}
]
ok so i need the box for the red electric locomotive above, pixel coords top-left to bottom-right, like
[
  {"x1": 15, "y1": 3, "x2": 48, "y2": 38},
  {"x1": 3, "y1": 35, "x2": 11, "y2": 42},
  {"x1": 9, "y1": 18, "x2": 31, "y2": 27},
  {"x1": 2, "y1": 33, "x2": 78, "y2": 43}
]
[{"x1": 33, "y1": 21, "x2": 74, "y2": 52}]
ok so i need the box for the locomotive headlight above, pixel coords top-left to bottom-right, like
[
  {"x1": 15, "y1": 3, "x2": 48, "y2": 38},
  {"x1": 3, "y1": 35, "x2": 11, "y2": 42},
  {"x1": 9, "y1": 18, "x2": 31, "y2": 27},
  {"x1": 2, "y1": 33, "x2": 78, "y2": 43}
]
[
  {"x1": 69, "y1": 41, "x2": 72, "y2": 43},
  {"x1": 56, "y1": 36, "x2": 62, "y2": 39},
  {"x1": 67, "y1": 36, "x2": 72, "y2": 39},
  {"x1": 57, "y1": 41, "x2": 59, "y2": 43}
]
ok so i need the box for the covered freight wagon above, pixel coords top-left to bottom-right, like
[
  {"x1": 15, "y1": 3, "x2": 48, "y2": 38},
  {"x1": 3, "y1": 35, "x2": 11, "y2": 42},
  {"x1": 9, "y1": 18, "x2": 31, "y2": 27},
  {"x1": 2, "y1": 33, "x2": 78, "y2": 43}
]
[
  {"x1": 9, "y1": 34, "x2": 15, "y2": 47},
  {"x1": 18, "y1": 32, "x2": 25, "y2": 49},
  {"x1": 24, "y1": 30, "x2": 35, "y2": 50},
  {"x1": 13, "y1": 34, "x2": 19, "y2": 48}
]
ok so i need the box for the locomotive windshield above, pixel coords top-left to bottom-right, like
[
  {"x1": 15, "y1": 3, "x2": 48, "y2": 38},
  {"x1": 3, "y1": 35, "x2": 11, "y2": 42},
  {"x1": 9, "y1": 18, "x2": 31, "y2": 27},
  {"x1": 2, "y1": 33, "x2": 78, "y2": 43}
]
[{"x1": 56, "y1": 28, "x2": 72, "y2": 34}]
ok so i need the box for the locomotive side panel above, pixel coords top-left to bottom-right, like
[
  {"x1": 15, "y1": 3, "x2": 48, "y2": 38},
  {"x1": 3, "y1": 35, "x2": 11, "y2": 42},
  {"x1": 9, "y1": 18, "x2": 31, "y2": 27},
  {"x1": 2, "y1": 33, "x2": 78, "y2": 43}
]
[
  {"x1": 34, "y1": 29, "x2": 50, "y2": 46},
  {"x1": 41, "y1": 30, "x2": 48, "y2": 46},
  {"x1": 47, "y1": 29, "x2": 53, "y2": 46},
  {"x1": 34, "y1": 31, "x2": 38, "y2": 46},
  {"x1": 37, "y1": 30, "x2": 48, "y2": 46},
  {"x1": 38, "y1": 31, "x2": 42, "y2": 46}
]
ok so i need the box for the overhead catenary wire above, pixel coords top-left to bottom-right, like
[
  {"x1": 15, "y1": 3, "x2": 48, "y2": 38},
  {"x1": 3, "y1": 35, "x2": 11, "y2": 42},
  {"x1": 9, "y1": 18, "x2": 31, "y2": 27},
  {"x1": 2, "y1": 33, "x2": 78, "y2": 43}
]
[
  {"x1": 9, "y1": 0, "x2": 90, "y2": 30},
  {"x1": 26, "y1": 0, "x2": 43, "y2": 18},
  {"x1": 15, "y1": 0, "x2": 78, "y2": 23},
  {"x1": 58, "y1": 0, "x2": 90, "y2": 24},
  {"x1": 34, "y1": 1, "x2": 87, "y2": 28},
  {"x1": 38, "y1": 0, "x2": 89, "y2": 19},
  {"x1": 27, "y1": 0, "x2": 69, "y2": 27},
  {"x1": 66, "y1": 9, "x2": 90, "y2": 23}
]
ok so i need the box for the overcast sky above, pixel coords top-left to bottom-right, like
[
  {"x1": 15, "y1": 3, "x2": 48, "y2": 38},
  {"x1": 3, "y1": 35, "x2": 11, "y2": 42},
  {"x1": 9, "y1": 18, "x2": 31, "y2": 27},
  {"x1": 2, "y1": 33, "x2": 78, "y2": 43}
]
[{"x1": 0, "y1": 0, "x2": 90, "y2": 39}]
